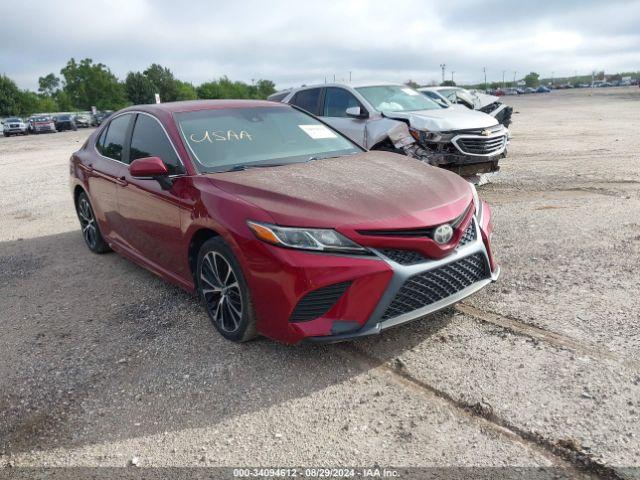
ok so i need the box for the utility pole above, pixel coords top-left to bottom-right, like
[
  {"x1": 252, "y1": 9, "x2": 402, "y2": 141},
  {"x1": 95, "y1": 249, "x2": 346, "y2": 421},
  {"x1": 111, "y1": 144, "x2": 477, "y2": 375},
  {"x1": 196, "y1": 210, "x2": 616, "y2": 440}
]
[
  {"x1": 551, "y1": 71, "x2": 555, "y2": 86},
  {"x1": 440, "y1": 64, "x2": 446, "y2": 83},
  {"x1": 451, "y1": 71, "x2": 455, "y2": 83},
  {"x1": 502, "y1": 70, "x2": 506, "y2": 88},
  {"x1": 483, "y1": 67, "x2": 487, "y2": 91},
  {"x1": 513, "y1": 71, "x2": 517, "y2": 87},
  {"x1": 349, "y1": 71, "x2": 352, "y2": 83}
]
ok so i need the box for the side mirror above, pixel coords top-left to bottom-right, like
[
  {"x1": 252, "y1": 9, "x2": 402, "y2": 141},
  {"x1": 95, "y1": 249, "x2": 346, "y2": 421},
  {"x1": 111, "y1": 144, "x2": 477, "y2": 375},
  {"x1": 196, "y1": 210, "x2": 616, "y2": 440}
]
[
  {"x1": 129, "y1": 156, "x2": 173, "y2": 190},
  {"x1": 345, "y1": 106, "x2": 368, "y2": 119}
]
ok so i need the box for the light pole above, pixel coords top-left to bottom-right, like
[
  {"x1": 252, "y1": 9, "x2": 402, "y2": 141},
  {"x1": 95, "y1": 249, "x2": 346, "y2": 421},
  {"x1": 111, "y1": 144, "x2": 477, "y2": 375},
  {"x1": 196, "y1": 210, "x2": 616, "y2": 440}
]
[
  {"x1": 513, "y1": 71, "x2": 517, "y2": 87},
  {"x1": 483, "y1": 67, "x2": 487, "y2": 91},
  {"x1": 440, "y1": 64, "x2": 446, "y2": 84},
  {"x1": 451, "y1": 71, "x2": 455, "y2": 84},
  {"x1": 502, "y1": 70, "x2": 506, "y2": 88}
]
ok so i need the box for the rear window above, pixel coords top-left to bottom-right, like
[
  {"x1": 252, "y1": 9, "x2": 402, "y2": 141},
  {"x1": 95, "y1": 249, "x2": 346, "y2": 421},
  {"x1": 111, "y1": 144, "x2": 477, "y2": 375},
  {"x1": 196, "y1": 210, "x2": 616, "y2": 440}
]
[
  {"x1": 175, "y1": 106, "x2": 361, "y2": 173},
  {"x1": 290, "y1": 88, "x2": 322, "y2": 115}
]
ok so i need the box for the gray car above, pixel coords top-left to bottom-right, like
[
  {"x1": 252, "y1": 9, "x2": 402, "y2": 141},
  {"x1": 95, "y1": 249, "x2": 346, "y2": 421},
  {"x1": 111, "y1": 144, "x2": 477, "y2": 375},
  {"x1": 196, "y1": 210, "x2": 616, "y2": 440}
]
[{"x1": 272, "y1": 83, "x2": 509, "y2": 177}]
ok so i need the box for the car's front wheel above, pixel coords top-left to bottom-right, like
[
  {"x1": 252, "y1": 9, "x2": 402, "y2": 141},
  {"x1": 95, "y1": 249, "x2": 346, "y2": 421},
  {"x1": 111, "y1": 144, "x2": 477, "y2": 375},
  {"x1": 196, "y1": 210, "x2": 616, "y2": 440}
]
[
  {"x1": 197, "y1": 237, "x2": 257, "y2": 342},
  {"x1": 75, "y1": 191, "x2": 111, "y2": 253}
]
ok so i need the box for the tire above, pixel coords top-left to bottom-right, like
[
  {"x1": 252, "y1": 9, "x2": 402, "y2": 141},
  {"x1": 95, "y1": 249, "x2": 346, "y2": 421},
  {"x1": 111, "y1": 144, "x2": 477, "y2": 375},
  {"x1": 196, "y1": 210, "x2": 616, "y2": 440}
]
[
  {"x1": 196, "y1": 237, "x2": 257, "y2": 342},
  {"x1": 75, "y1": 191, "x2": 111, "y2": 253}
]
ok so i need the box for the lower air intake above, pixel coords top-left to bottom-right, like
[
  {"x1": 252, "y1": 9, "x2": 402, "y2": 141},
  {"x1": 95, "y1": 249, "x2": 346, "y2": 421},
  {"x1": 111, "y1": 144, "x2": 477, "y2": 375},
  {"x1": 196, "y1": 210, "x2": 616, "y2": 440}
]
[{"x1": 290, "y1": 282, "x2": 351, "y2": 322}]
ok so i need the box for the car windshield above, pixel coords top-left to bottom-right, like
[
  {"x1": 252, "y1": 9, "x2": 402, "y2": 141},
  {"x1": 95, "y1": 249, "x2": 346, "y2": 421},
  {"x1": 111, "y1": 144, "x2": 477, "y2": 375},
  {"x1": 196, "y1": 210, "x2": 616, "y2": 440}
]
[
  {"x1": 175, "y1": 106, "x2": 362, "y2": 173},
  {"x1": 58, "y1": 115, "x2": 71, "y2": 120},
  {"x1": 6, "y1": 118, "x2": 20, "y2": 122},
  {"x1": 356, "y1": 85, "x2": 442, "y2": 112},
  {"x1": 34, "y1": 116, "x2": 50, "y2": 122}
]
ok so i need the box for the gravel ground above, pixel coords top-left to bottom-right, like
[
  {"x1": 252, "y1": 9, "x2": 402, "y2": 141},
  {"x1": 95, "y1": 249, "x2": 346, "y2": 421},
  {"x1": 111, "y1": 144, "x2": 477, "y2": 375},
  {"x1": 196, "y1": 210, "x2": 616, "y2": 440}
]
[{"x1": 0, "y1": 88, "x2": 639, "y2": 478}]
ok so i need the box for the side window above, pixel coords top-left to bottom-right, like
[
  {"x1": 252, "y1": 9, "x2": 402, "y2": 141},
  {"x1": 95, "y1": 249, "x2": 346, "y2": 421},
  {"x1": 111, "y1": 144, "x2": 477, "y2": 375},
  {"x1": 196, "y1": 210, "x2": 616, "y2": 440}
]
[
  {"x1": 290, "y1": 88, "x2": 322, "y2": 115},
  {"x1": 129, "y1": 114, "x2": 184, "y2": 175},
  {"x1": 323, "y1": 87, "x2": 362, "y2": 117},
  {"x1": 98, "y1": 114, "x2": 132, "y2": 161},
  {"x1": 97, "y1": 125, "x2": 109, "y2": 153}
]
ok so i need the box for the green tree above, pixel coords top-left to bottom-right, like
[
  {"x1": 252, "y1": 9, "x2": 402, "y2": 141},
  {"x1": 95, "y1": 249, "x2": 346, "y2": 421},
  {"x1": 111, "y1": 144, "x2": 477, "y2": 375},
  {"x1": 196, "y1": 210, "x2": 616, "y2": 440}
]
[
  {"x1": 125, "y1": 71, "x2": 156, "y2": 104},
  {"x1": 524, "y1": 72, "x2": 540, "y2": 87},
  {"x1": 0, "y1": 75, "x2": 22, "y2": 116},
  {"x1": 196, "y1": 80, "x2": 222, "y2": 99},
  {"x1": 54, "y1": 90, "x2": 75, "y2": 111},
  {"x1": 60, "y1": 58, "x2": 127, "y2": 110},
  {"x1": 38, "y1": 73, "x2": 61, "y2": 96},
  {"x1": 175, "y1": 80, "x2": 197, "y2": 101},
  {"x1": 143, "y1": 64, "x2": 179, "y2": 102},
  {"x1": 440, "y1": 80, "x2": 456, "y2": 86},
  {"x1": 255, "y1": 79, "x2": 276, "y2": 99},
  {"x1": 404, "y1": 79, "x2": 420, "y2": 89}
]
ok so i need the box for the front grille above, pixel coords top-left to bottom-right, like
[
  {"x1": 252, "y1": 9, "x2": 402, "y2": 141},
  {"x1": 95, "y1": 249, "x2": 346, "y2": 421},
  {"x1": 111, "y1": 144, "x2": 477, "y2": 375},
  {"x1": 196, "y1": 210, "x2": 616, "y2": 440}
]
[
  {"x1": 458, "y1": 220, "x2": 476, "y2": 247},
  {"x1": 379, "y1": 249, "x2": 427, "y2": 265},
  {"x1": 381, "y1": 253, "x2": 490, "y2": 320},
  {"x1": 456, "y1": 136, "x2": 506, "y2": 155},
  {"x1": 290, "y1": 281, "x2": 351, "y2": 322}
]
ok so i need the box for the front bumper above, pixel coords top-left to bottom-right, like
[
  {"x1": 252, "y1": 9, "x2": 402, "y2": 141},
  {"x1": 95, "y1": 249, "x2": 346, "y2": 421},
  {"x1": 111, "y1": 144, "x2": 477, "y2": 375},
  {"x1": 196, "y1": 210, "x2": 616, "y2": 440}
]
[
  {"x1": 304, "y1": 217, "x2": 499, "y2": 343},
  {"x1": 419, "y1": 125, "x2": 509, "y2": 168},
  {"x1": 34, "y1": 125, "x2": 55, "y2": 132}
]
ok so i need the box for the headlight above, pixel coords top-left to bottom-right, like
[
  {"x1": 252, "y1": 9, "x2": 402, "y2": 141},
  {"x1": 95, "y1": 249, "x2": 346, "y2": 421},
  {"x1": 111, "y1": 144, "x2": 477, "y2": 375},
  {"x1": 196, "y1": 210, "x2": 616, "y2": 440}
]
[{"x1": 247, "y1": 221, "x2": 366, "y2": 254}]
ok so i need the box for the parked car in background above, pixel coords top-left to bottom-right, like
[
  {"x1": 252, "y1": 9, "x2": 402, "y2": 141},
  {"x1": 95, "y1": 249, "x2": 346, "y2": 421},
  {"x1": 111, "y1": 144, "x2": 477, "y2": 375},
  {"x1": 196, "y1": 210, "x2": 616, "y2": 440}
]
[
  {"x1": 536, "y1": 86, "x2": 551, "y2": 93},
  {"x1": 93, "y1": 111, "x2": 113, "y2": 126},
  {"x1": 277, "y1": 82, "x2": 509, "y2": 178},
  {"x1": 70, "y1": 99, "x2": 499, "y2": 344},
  {"x1": 74, "y1": 113, "x2": 92, "y2": 128},
  {"x1": 418, "y1": 86, "x2": 513, "y2": 128},
  {"x1": 2, "y1": 117, "x2": 29, "y2": 136},
  {"x1": 523, "y1": 87, "x2": 536, "y2": 94},
  {"x1": 54, "y1": 114, "x2": 77, "y2": 131},
  {"x1": 29, "y1": 115, "x2": 57, "y2": 134}
]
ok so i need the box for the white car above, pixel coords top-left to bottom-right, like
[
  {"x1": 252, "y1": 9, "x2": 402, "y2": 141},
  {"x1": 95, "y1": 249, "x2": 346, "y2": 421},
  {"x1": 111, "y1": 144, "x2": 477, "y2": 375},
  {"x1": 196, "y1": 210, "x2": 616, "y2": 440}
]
[
  {"x1": 419, "y1": 87, "x2": 513, "y2": 128},
  {"x1": 272, "y1": 83, "x2": 509, "y2": 177},
  {"x1": 2, "y1": 117, "x2": 29, "y2": 136}
]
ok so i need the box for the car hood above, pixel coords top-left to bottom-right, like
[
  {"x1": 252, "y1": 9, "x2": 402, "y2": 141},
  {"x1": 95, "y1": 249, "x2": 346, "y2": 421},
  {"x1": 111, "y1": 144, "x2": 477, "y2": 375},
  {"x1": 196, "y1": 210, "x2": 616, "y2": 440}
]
[
  {"x1": 384, "y1": 107, "x2": 498, "y2": 131},
  {"x1": 471, "y1": 92, "x2": 500, "y2": 109},
  {"x1": 205, "y1": 151, "x2": 472, "y2": 230}
]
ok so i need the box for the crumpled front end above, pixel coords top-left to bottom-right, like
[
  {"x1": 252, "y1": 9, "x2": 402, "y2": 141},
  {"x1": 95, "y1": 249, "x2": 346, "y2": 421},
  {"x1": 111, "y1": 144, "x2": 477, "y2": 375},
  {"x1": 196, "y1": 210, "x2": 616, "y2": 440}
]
[{"x1": 386, "y1": 121, "x2": 509, "y2": 178}]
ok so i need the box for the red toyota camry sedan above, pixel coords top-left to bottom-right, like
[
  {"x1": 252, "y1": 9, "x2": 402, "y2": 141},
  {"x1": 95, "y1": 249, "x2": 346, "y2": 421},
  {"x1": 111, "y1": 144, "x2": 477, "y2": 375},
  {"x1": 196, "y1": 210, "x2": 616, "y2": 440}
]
[{"x1": 69, "y1": 100, "x2": 499, "y2": 344}]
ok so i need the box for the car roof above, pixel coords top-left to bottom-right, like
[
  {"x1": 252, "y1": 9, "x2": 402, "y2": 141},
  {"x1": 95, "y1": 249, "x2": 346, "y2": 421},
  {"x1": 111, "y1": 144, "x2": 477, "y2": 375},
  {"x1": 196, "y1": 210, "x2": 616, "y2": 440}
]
[
  {"x1": 292, "y1": 81, "x2": 402, "y2": 91},
  {"x1": 122, "y1": 99, "x2": 287, "y2": 115}
]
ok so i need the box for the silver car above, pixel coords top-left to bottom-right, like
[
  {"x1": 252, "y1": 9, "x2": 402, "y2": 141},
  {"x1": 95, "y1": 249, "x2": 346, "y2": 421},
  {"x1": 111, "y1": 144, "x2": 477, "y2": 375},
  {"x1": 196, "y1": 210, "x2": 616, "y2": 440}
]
[{"x1": 272, "y1": 83, "x2": 509, "y2": 177}]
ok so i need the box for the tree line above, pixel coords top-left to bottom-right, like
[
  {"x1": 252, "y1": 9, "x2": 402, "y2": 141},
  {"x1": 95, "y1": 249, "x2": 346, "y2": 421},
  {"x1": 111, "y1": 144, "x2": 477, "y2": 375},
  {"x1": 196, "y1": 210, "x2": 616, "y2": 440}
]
[{"x1": 0, "y1": 58, "x2": 277, "y2": 116}]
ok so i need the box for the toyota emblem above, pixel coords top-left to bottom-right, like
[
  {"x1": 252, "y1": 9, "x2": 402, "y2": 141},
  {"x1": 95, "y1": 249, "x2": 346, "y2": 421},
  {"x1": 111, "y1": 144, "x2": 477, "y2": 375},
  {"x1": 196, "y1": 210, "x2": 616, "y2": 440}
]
[{"x1": 433, "y1": 224, "x2": 454, "y2": 244}]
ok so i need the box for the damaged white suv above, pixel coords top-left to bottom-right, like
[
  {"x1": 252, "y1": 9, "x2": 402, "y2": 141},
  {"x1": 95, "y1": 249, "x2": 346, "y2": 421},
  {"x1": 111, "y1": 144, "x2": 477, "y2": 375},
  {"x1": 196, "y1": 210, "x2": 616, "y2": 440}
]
[{"x1": 273, "y1": 83, "x2": 509, "y2": 178}]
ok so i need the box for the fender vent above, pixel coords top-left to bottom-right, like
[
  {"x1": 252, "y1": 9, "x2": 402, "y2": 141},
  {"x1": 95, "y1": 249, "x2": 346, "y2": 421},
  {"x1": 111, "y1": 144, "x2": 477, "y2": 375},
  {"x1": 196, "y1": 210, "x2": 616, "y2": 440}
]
[{"x1": 290, "y1": 282, "x2": 351, "y2": 322}]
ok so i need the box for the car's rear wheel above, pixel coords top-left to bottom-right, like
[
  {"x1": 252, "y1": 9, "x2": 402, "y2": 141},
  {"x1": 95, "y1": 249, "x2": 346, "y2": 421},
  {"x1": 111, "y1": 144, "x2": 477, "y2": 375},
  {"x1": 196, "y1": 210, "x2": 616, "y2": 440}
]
[
  {"x1": 197, "y1": 237, "x2": 257, "y2": 342},
  {"x1": 76, "y1": 191, "x2": 111, "y2": 253}
]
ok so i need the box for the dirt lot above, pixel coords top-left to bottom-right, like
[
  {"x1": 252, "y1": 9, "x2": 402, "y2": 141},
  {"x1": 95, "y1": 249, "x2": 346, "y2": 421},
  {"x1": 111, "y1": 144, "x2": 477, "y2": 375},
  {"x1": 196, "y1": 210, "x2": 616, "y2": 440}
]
[{"x1": 1, "y1": 88, "x2": 639, "y2": 479}]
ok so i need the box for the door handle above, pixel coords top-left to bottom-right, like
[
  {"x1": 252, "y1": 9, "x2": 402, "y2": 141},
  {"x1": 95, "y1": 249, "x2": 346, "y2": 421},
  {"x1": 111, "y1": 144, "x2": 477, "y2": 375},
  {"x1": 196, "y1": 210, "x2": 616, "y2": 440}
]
[{"x1": 115, "y1": 176, "x2": 128, "y2": 186}]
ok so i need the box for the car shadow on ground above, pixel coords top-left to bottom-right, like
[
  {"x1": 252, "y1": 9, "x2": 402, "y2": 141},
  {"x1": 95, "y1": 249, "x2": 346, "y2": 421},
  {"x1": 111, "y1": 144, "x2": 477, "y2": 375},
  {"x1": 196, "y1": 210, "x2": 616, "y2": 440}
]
[{"x1": 0, "y1": 230, "x2": 451, "y2": 455}]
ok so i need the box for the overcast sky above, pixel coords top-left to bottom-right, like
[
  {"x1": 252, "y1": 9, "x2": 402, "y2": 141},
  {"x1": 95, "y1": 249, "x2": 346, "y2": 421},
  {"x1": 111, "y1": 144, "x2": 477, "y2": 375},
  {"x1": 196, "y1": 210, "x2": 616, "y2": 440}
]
[{"x1": 1, "y1": 0, "x2": 639, "y2": 91}]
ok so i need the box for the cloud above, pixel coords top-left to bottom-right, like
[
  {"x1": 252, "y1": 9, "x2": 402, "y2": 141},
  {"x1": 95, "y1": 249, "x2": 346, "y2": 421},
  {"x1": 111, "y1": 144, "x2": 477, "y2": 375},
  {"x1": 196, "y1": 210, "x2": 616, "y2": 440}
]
[{"x1": 1, "y1": 0, "x2": 639, "y2": 91}]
